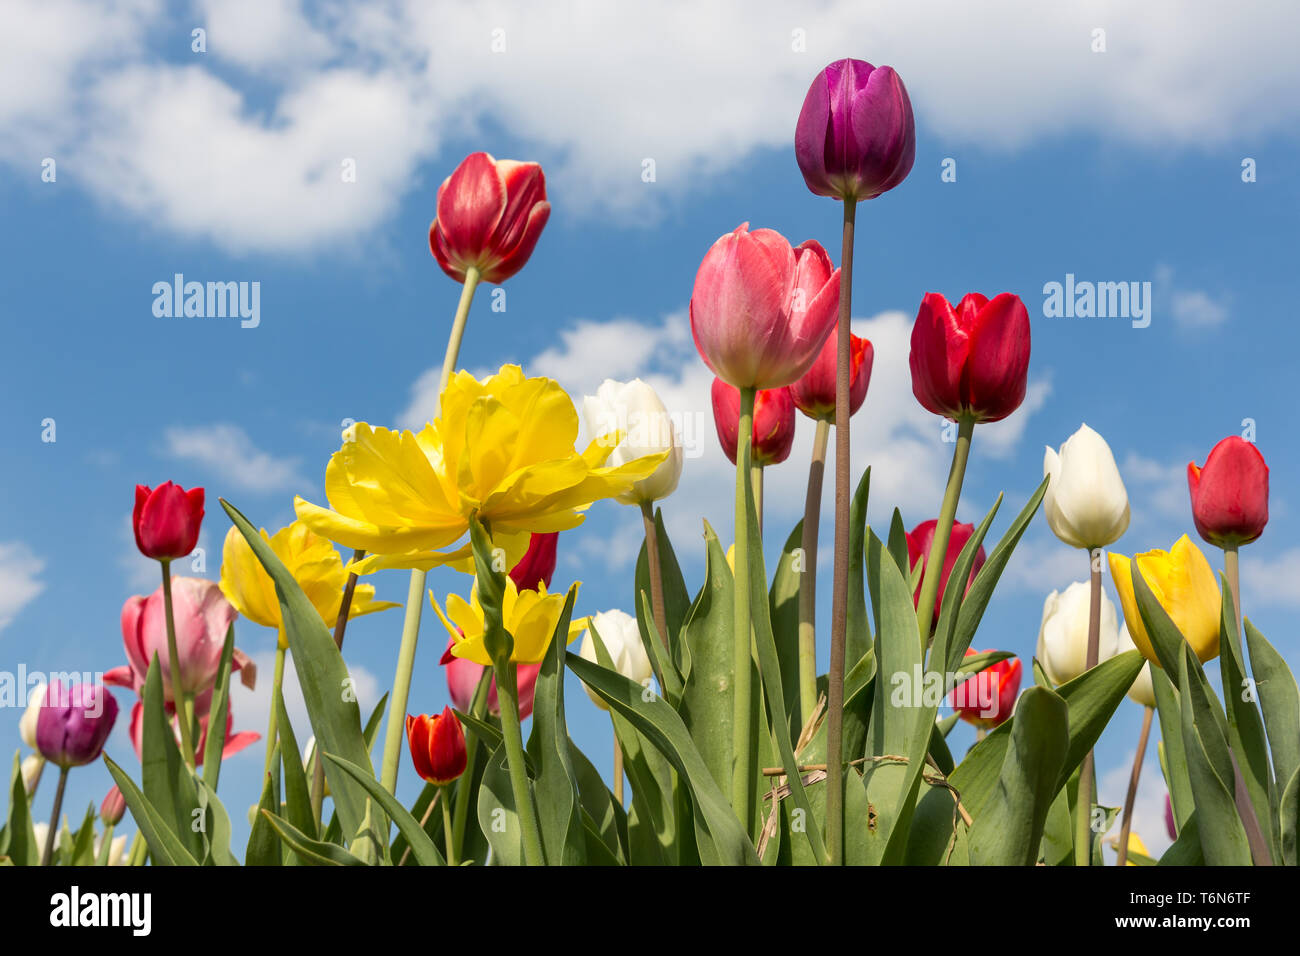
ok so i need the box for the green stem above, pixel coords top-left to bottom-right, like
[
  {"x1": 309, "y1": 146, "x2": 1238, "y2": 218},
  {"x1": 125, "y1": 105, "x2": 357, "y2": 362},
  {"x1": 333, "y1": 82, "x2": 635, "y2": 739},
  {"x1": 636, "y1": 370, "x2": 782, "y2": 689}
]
[
  {"x1": 639, "y1": 501, "x2": 669, "y2": 648},
  {"x1": 451, "y1": 668, "x2": 493, "y2": 862},
  {"x1": 441, "y1": 785, "x2": 456, "y2": 867},
  {"x1": 751, "y1": 464, "x2": 764, "y2": 536},
  {"x1": 613, "y1": 733, "x2": 624, "y2": 806},
  {"x1": 160, "y1": 560, "x2": 196, "y2": 769},
  {"x1": 380, "y1": 569, "x2": 428, "y2": 794},
  {"x1": 440, "y1": 266, "x2": 481, "y2": 395},
  {"x1": 263, "y1": 643, "x2": 286, "y2": 778},
  {"x1": 1117, "y1": 705, "x2": 1153, "y2": 866},
  {"x1": 731, "y1": 386, "x2": 757, "y2": 830},
  {"x1": 798, "y1": 418, "x2": 831, "y2": 728},
  {"x1": 1224, "y1": 545, "x2": 1244, "y2": 654},
  {"x1": 1074, "y1": 548, "x2": 1103, "y2": 866},
  {"x1": 41, "y1": 766, "x2": 70, "y2": 866},
  {"x1": 495, "y1": 661, "x2": 545, "y2": 865},
  {"x1": 825, "y1": 198, "x2": 857, "y2": 865},
  {"x1": 914, "y1": 417, "x2": 975, "y2": 641}
]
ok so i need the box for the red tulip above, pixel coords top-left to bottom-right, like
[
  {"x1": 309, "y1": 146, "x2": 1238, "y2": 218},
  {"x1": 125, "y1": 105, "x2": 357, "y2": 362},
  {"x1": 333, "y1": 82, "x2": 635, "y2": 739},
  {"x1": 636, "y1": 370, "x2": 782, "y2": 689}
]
[
  {"x1": 508, "y1": 532, "x2": 559, "y2": 592},
  {"x1": 133, "y1": 482, "x2": 204, "y2": 562},
  {"x1": 949, "y1": 649, "x2": 1021, "y2": 728},
  {"x1": 1188, "y1": 437, "x2": 1269, "y2": 548},
  {"x1": 711, "y1": 378, "x2": 796, "y2": 466},
  {"x1": 690, "y1": 224, "x2": 840, "y2": 390},
  {"x1": 100, "y1": 785, "x2": 126, "y2": 826},
  {"x1": 406, "y1": 707, "x2": 467, "y2": 786},
  {"x1": 790, "y1": 330, "x2": 873, "y2": 422},
  {"x1": 909, "y1": 292, "x2": 1031, "y2": 424},
  {"x1": 429, "y1": 152, "x2": 551, "y2": 285},
  {"x1": 906, "y1": 519, "x2": 987, "y2": 625},
  {"x1": 441, "y1": 637, "x2": 540, "y2": 720}
]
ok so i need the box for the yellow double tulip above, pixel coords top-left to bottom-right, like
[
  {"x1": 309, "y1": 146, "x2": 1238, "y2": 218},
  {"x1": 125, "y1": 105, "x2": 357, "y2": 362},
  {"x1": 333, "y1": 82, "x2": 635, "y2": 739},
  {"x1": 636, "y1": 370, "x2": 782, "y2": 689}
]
[
  {"x1": 220, "y1": 521, "x2": 398, "y2": 648},
  {"x1": 1108, "y1": 534, "x2": 1221, "y2": 667},
  {"x1": 431, "y1": 576, "x2": 585, "y2": 665},
  {"x1": 294, "y1": 365, "x2": 668, "y2": 574}
]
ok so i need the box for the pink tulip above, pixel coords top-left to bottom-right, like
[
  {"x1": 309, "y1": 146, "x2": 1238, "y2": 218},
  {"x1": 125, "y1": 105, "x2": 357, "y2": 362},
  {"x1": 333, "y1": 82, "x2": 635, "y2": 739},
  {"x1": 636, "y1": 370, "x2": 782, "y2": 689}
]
[
  {"x1": 126, "y1": 696, "x2": 260, "y2": 766},
  {"x1": 690, "y1": 223, "x2": 840, "y2": 390},
  {"x1": 441, "y1": 637, "x2": 540, "y2": 720}
]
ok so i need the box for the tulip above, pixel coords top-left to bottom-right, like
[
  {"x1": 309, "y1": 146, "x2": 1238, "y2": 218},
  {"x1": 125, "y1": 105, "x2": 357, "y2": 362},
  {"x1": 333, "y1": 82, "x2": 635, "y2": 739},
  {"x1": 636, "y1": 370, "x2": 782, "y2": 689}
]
[
  {"x1": 431, "y1": 576, "x2": 584, "y2": 667},
  {"x1": 949, "y1": 649, "x2": 1021, "y2": 729},
  {"x1": 1043, "y1": 424, "x2": 1131, "y2": 550},
  {"x1": 442, "y1": 637, "x2": 540, "y2": 720},
  {"x1": 508, "y1": 532, "x2": 559, "y2": 593},
  {"x1": 795, "y1": 58, "x2": 916, "y2": 203},
  {"x1": 690, "y1": 224, "x2": 840, "y2": 390},
  {"x1": 1188, "y1": 436, "x2": 1269, "y2": 548},
  {"x1": 35, "y1": 681, "x2": 118, "y2": 769},
  {"x1": 905, "y1": 519, "x2": 987, "y2": 626},
  {"x1": 577, "y1": 610, "x2": 654, "y2": 710},
  {"x1": 107, "y1": 578, "x2": 252, "y2": 701},
  {"x1": 1116, "y1": 623, "x2": 1156, "y2": 708},
  {"x1": 298, "y1": 365, "x2": 667, "y2": 573},
  {"x1": 429, "y1": 152, "x2": 550, "y2": 285},
  {"x1": 132, "y1": 482, "x2": 204, "y2": 562},
  {"x1": 405, "y1": 707, "x2": 468, "y2": 786},
  {"x1": 1036, "y1": 581, "x2": 1121, "y2": 685},
  {"x1": 790, "y1": 330, "x2": 873, "y2": 422},
  {"x1": 909, "y1": 292, "x2": 1032, "y2": 425},
  {"x1": 1108, "y1": 535, "x2": 1221, "y2": 666},
  {"x1": 19, "y1": 683, "x2": 44, "y2": 749},
  {"x1": 1165, "y1": 794, "x2": 1177, "y2": 840},
  {"x1": 100, "y1": 785, "x2": 126, "y2": 826},
  {"x1": 21, "y1": 754, "x2": 43, "y2": 795},
  {"x1": 582, "y1": 379, "x2": 683, "y2": 505},
  {"x1": 125, "y1": 696, "x2": 260, "y2": 765},
  {"x1": 711, "y1": 379, "x2": 796, "y2": 466},
  {"x1": 94, "y1": 832, "x2": 129, "y2": 866}
]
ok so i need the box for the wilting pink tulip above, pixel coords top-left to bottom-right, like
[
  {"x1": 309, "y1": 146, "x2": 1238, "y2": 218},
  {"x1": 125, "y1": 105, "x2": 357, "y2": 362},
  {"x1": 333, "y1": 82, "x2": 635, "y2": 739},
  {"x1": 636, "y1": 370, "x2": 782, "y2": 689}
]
[
  {"x1": 429, "y1": 152, "x2": 551, "y2": 284},
  {"x1": 106, "y1": 578, "x2": 254, "y2": 701},
  {"x1": 690, "y1": 224, "x2": 840, "y2": 390},
  {"x1": 909, "y1": 292, "x2": 1032, "y2": 424},
  {"x1": 906, "y1": 519, "x2": 987, "y2": 625},
  {"x1": 35, "y1": 681, "x2": 119, "y2": 769},
  {"x1": 1188, "y1": 436, "x2": 1269, "y2": 548},
  {"x1": 790, "y1": 330, "x2": 874, "y2": 422},
  {"x1": 133, "y1": 482, "x2": 204, "y2": 562},
  {"x1": 100, "y1": 786, "x2": 126, "y2": 826},
  {"x1": 711, "y1": 379, "x2": 796, "y2": 467},
  {"x1": 508, "y1": 532, "x2": 559, "y2": 592},
  {"x1": 126, "y1": 695, "x2": 260, "y2": 765},
  {"x1": 442, "y1": 637, "x2": 540, "y2": 720},
  {"x1": 795, "y1": 58, "x2": 916, "y2": 202}
]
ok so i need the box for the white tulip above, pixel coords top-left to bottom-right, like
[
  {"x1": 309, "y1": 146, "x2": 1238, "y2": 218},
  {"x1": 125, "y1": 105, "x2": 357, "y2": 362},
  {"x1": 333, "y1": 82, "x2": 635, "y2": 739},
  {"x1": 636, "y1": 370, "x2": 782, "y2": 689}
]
[
  {"x1": 1116, "y1": 623, "x2": 1156, "y2": 708},
  {"x1": 93, "y1": 831, "x2": 131, "y2": 866},
  {"x1": 1043, "y1": 424, "x2": 1130, "y2": 550},
  {"x1": 582, "y1": 379, "x2": 683, "y2": 505},
  {"x1": 21, "y1": 754, "x2": 44, "y2": 795},
  {"x1": 1037, "y1": 580, "x2": 1120, "y2": 685},
  {"x1": 19, "y1": 683, "x2": 45, "y2": 749},
  {"x1": 578, "y1": 609, "x2": 653, "y2": 710}
]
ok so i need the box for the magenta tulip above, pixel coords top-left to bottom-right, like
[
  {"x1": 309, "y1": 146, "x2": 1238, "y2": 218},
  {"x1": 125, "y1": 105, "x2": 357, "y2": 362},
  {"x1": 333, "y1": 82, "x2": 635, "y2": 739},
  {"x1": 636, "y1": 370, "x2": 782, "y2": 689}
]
[
  {"x1": 35, "y1": 681, "x2": 119, "y2": 769},
  {"x1": 690, "y1": 223, "x2": 840, "y2": 390}
]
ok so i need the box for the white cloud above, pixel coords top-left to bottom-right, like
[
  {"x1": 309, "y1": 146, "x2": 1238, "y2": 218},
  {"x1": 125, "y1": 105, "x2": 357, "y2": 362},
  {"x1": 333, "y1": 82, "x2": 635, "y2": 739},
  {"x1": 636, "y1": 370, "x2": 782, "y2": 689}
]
[
  {"x1": 1242, "y1": 547, "x2": 1300, "y2": 610},
  {"x1": 0, "y1": 542, "x2": 45, "y2": 634},
  {"x1": 1170, "y1": 290, "x2": 1230, "y2": 328},
  {"x1": 162, "y1": 423, "x2": 308, "y2": 494},
  {"x1": 1120, "y1": 451, "x2": 1188, "y2": 523},
  {"x1": 5, "y1": 1, "x2": 1300, "y2": 251}
]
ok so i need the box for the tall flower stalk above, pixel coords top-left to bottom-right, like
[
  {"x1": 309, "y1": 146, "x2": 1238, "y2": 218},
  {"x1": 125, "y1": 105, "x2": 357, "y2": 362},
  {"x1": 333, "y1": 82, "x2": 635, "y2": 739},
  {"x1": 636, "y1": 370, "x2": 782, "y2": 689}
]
[{"x1": 731, "y1": 386, "x2": 757, "y2": 827}]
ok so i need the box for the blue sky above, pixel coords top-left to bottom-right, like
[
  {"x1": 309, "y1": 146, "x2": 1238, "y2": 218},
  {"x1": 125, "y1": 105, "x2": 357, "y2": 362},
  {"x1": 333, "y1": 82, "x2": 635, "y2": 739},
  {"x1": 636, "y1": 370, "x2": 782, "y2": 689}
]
[{"x1": 2, "y1": 0, "x2": 1298, "y2": 859}]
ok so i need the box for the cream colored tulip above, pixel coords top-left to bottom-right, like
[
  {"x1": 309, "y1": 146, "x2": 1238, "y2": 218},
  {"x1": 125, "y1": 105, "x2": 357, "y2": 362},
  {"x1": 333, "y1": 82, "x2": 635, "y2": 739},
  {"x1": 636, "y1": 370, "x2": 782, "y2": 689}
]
[
  {"x1": 21, "y1": 754, "x2": 44, "y2": 795},
  {"x1": 1116, "y1": 623, "x2": 1156, "y2": 708},
  {"x1": 19, "y1": 683, "x2": 44, "y2": 749},
  {"x1": 582, "y1": 379, "x2": 683, "y2": 505},
  {"x1": 1043, "y1": 424, "x2": 1130, "y2": 550},
  {"x1": 1037, "y1": 580, "x2": 1121, "y2": 684},
  {"x1": 578, "y1": 609, "x2": 653, "y2": 710}
]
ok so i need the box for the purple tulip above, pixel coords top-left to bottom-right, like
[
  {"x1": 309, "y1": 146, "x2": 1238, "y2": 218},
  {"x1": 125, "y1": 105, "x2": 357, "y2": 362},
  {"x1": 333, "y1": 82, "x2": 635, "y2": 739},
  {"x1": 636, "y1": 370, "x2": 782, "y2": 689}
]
[
  {"x1": 795, "y1": 58, "x2": 916, "y2": 202},
  {"x1": 35, "y1": 680, "x2": 119, "y2": 769}
]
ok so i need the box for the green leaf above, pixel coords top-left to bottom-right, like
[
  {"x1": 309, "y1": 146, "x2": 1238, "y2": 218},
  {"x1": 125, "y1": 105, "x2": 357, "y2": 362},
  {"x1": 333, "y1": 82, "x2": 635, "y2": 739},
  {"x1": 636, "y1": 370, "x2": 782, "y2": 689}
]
[
  {"x1": 261, "y1": 810, "x2": 368, "y2": 866},
  {"x1": 635, "y1": 507, "x2": 691, "y2": 665},
  {"x1": 194, "y1": 778, "x2": 239, "y2": 866},
  {"x1": 967, "y1": 687, "x2": 1069, "y2": 865},
  {"x1": 769, "y1": 518, "x2": 806, "y2": 738},
  {"x1": 637, "y1": 589, "x2": 684, "y2": 708},
  {"x1": 5, "y1": 753, "x2": 38, "y2": 866},
  {"x1": 567, "y1": 651, "x2": 758, "y2": 865},
  {"x1": 477, "y1": 743, "x2": 524, "y2": 866},
  {"x1": 1279, "y1": 766, "x2": 1298, "y2": 867},
  {"x1": 103, "y1": 755, "x2": 200, "y2": 866},
  {"x1": 140, "y1": 654, "x2": 203, "y2": 859},
  {"x1": 931, "y1": 494, "x2": 1001, "y2": 674},
  {"x1": 69, "y1": 803, "x2": 97, "y2": 866},
  {"x1": 453, "y1": 709, "x2": 505, "y2": 754},
  {"x1": 274, "y1": 687, "x2": 317, "y2": 853},
  {"x1": 1244, "y1": 619, "x2": 1300, "y2": 799},
  {"x1": 1158, "y1": 810, "x2": 1205, "y2": 866},
  {"x1": 846, "y1": 467, "x2": 873, "y2": 667},
  {"x1": 243, "y1": 746, "x2": 283, "y2": 866},
  {"x1": 221, "y1": 499, "x2": 379, "y2": 846},
  {"x1": 323, "y1": 753, "x2": 445, "y2": 866},
  {"x1": 1151, "y1": 667, "x2": 1193, "y2": 829},
  {"x1": 202, "y1": 623, "x2": 237, "y2": 790},
  {"x1": 569, "y1": 739, "x2": 628, "y2": 865}
]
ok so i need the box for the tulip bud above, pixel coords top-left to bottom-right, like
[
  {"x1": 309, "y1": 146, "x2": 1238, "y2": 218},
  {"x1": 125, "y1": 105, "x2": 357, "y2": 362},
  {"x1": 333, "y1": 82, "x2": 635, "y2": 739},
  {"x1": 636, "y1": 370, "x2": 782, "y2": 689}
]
[
  {"x1": 19, "y1": 683, "x2": 44, "y2": 749},
  {"x1": 909, "y1": 292, "x2": 1031, "y2": 424},
  {"x1": 35, "y1": 681, "x2": 119, "y2": 769},
  {"x1": 1165, "y1": 794, "x2": 1177, "y2": 840},
  {"x1": 441, "y1": 636, "x2": 541, "y2": 720},
  {"x1": 1116, "y1": 623, "x2": 1156, "y2": 708},
  {"x1": 905, "y1": 519, "x2": 987, "y2": 625},
  {"x1": 1109, "y1": 536, "x2": 1221, "y2": 667},
  {"x1": 690, "y1": 224, "x2": 840, "y2": 390},
  {"x1": 949, "y1": 649, "x2": 1021, "y2": 728},
  {"x1": 405, "y1": 707, "x2": 467, "y2": 786},
  {"x1": 1043, "y1": 424, "x2": 1130, "y2": 550},
  {"x1": 21, "y1": 754, "x2": 44, "y2": 795},
  {"x1": 508, "y1": 532, "x2": 559, "y2": 593},
  {"x1": 1188, "y1": 436, "x2": 1269, "y2": 548},
  {"x1": 790, "y1": 330, "x2": 873, "y2": 422},
  {"x1": 711, "y1": 379, "x2": 796, "y2": 466},
  {"x1": 429, "y1": 152, "x2": 551, "y2": 284},
  {"x1": 1036, "y1": 581, "x2": 1121, "y2": 685},
  {"x1": 133, "y1": 482, "x2": 204, "y2": 562},
  {"x1": 100, "y1": 785, "x2": 126, "y2": 826},
  {"x1": 582, "y1": 379, "x2": 683, "y2": 505},
  {"x1": 578, "y1": 610, "x2": 653, "y2": 710},
  {"x1": 795, "y1": 58, "x2": 916, "y2": 202}
]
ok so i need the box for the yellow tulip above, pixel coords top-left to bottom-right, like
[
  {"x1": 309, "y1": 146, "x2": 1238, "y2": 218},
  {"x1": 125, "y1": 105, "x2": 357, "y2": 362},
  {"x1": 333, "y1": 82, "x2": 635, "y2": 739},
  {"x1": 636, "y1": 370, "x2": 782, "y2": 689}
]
[
  {"x1": 294, "y1": 365, "x2": 668, "y2": 574},
  {"x1": 220, "y1": 521, "x2": 399, "y2": 648},
  {"x1": 430, "y1": 576, "x2": 585, "y2": 666},
  {"x1": 1108, "y1": 534, "x2": 1221, "y2": 667}
]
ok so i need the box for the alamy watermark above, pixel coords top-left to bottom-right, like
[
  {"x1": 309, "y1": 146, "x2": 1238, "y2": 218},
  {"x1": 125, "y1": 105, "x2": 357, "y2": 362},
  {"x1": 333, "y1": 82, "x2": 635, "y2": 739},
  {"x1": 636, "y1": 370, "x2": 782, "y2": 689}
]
[
  {"x1": 1042, "y1": 273, "x2": 1151, "y2": 328},
  {"x1": 152, "y1": 274, "x2": 260, "y2": 328},
  {"x1": 0, "y1": 667, "x2": 106, "y2": 715}
]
